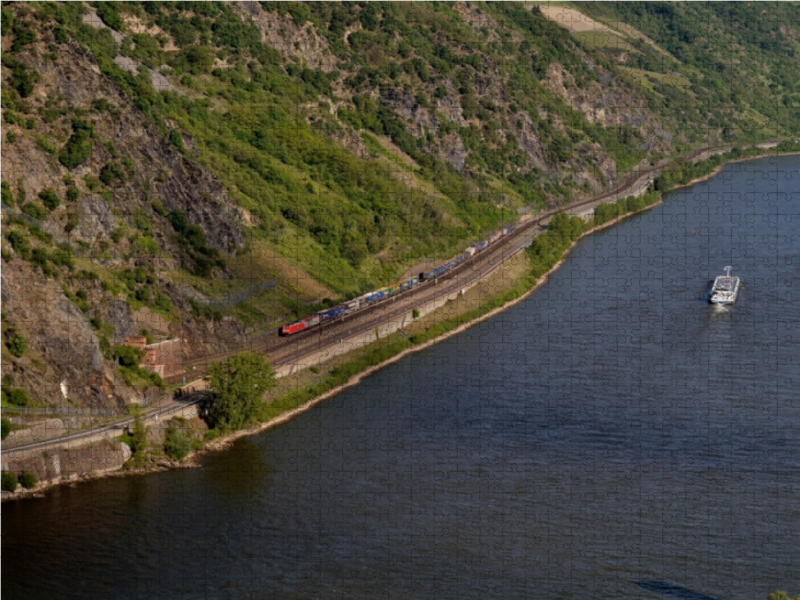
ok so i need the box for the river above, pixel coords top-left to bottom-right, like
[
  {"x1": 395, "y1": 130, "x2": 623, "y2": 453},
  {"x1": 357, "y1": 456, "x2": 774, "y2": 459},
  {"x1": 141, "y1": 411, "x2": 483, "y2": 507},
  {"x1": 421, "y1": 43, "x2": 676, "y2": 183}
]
[{"x1": 4, "y1": 155, "x2": 800, "y2": 599}]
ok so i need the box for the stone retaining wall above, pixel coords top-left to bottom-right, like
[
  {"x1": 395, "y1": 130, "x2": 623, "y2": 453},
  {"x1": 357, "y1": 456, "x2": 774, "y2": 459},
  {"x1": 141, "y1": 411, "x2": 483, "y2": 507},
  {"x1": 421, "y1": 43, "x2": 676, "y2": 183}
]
[{"x1": 3, "y1": 441, "x2": 131, "y2": 483}]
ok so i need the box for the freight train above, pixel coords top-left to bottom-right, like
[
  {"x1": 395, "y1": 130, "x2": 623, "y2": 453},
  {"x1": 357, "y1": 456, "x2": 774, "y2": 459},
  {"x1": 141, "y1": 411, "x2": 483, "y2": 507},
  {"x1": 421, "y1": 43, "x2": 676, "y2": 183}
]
[{"x1": 279, "y1": 224, "x2": 515, "y2": 336}]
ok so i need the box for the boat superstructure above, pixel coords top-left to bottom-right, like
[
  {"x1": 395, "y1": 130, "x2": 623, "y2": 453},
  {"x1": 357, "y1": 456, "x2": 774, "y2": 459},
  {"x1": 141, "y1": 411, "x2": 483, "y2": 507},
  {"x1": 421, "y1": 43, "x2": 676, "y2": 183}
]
[{"x1": 709, "y1": 266, "x2": 740, "y2": 305}]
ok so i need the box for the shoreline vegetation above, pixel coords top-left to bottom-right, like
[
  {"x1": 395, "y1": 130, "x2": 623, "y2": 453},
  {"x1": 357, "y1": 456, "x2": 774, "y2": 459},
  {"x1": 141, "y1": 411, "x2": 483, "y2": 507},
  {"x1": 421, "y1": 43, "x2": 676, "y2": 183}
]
[{"x1": 4, "y1": 142, "x2": 800, "y2": 501}]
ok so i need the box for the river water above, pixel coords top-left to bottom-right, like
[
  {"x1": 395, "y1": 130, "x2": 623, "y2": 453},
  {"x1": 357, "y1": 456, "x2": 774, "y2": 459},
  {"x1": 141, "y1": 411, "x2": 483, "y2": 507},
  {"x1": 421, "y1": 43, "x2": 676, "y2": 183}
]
[{"x1": 4, "y1": 155, "x2": 800, "y2": 599}]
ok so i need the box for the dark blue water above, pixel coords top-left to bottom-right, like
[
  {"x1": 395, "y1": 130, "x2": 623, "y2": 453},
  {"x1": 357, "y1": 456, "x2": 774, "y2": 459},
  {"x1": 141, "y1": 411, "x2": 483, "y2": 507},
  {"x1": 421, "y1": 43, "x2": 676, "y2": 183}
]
[{"x1": 4, "y1": 155, "x2": 800, "y2": 600}]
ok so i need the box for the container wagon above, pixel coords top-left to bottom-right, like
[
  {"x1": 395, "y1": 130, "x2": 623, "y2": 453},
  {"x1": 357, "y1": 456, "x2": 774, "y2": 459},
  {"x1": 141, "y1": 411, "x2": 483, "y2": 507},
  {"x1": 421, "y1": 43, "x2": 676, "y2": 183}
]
[{"x1": 320, "y1": 304, "x2": 348, "y2": 322}]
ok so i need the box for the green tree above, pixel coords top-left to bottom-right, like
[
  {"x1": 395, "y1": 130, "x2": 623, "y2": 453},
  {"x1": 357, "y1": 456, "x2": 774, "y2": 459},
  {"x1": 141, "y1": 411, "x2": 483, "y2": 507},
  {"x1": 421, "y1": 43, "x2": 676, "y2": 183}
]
[
  {"x1": 127, "y1": 406, "x2": 149, "y2": 467},
  {"x1": 18, "y1": 470, "x2": 37, "y2": 489},
  {"x1": 1, "y1": 471, "x2": 17, "y2": 492},
  {"x1": 208, "y1": 351, "x2": 277, "y2": 431},
  {"x1": 1, "y1": 418, "x2": 11, "y2": 440}
]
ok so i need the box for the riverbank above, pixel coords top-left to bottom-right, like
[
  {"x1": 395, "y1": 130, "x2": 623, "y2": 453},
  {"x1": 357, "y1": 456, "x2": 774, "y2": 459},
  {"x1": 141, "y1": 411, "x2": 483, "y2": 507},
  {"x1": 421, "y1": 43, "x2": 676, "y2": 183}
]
[{"x1": 4, "y1": 147, "x2": 797, "y2": 501}]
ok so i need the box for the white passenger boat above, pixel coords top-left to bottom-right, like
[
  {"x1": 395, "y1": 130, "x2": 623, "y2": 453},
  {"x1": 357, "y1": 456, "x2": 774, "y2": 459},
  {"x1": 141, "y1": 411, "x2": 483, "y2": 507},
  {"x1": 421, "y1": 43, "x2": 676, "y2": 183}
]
[{"x1": 709, "y1": 266, "x2": 740, "y2": 305}]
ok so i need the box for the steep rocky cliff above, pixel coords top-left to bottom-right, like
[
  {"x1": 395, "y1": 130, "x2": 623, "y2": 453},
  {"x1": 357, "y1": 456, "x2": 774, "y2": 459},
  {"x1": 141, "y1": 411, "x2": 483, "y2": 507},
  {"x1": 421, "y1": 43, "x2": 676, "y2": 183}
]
[{"x1": 2, "y1": 1, "x2": 798, "y2": 411}]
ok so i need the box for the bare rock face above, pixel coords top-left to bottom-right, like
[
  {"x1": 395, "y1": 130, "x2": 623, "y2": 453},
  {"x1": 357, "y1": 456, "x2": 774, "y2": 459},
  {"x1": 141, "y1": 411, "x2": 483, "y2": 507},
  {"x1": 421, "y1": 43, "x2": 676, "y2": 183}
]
[
  {"x1": 74, "y1": 196, "x2": 117, "y2": 242},
  {"x1": 1, "y1": 261, "x2": 126, "y2": 411},
  {"x1": 107, "y1": 300, "x2": 138, "y2": 345},
  {"x1": 1, "y1": 40, "x2": 245, "y2": 254},
  {"x1": 438, "y1": 133, "x2": 467, "y2": 173},
  {"x1": 543, "y1": 63, "x2": 671, "y2": 156},
  {"x1": 237, "y1": 2, "x2": 337, "y2": 72},
  {"x1": 0, "y1": 33, "x2": 251, "y2": 411},
  {"x1": 436, "y1": 93, "x2": 468, "y2": 127}
]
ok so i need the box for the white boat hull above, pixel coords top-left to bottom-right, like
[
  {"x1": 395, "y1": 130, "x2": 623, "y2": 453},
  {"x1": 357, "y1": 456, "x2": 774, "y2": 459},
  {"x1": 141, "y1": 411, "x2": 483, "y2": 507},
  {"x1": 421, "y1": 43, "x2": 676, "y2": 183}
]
[{"x1": 709, "y1": 267, "x2": 740, "y2": 305}]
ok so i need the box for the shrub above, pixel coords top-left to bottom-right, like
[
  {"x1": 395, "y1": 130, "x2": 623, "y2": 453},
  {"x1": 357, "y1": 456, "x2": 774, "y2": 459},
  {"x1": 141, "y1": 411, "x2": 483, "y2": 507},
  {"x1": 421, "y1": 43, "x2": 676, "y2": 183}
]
[
  {"x1": 112, "y1": 345, "x2": 145, "y2": 368},
  {"x1": 96, "y1": 1, "x2": 123, "y2": 31},
  {"x1": 1, "y1": 181, "x2": 14, "y2": 206},
  {"x1": 54, "y1": 25, "x2": 68, "y2": 43},
  {"x1": 122, "y1": 156, "x2": 136, "y2": 175},
  {"x1": 31, "y1": 247, "x2": 49, "y2": 272},
  {"x1": 21, "y1": 202, "x2": 47, "y2": 220},
  {"x1": 6, "y1": 332, "x2": 27, "y2": 358},
  {"x1": 168, "y1": 209, "x2": 189, "y2": 233},
  {"x1": 64, "y1": 213, "x2": 79, "y2": 233},
  {"x1": 163, "y1": 426, "x2": 191, "y2": 461},
  {"x1": 38, "y1": 188, "x2": 60, "y2": 210},
  {"x1": 1, "y1": 471, "x2": 17, "y2": 492},
  {"x1": 130, "y1": 207, "x2": 151, "y2": 234},
  {"x1": 6, "y1": 230, "x2": 30, "y2": 259},
  {"x1": 6, "y1": 388, "x2": 30, "y2": 406},
  {"x1": 83, "y1": 175, "x2": 100, "y2": 191},
  {"x1": 1, "y1": 418, "x2": 11, "y2": 440},
  {"x1": 59, "y1": 118, "x2": 95, "y2": 170},
  {"x1": 99, "y1": 161, "x2": 126, "y2": 186},
  {"x1": 169, "y1": 129, "x2": 185, "y2": 152},
  {"x1": 18, "y1": 470, "x2": 37, "y2": 489},
  {"x1": 35, "y1": 136, "x2": 59, "y2": 155},
  {"x1": 5, "y1": 57, "x2": 40, "y2": 98},
  {"x1": 66, "y1": 187, "x2": 79, "y2": 202},
  {"x1": 154, "y1": 291, "x2": 173, "y2": 313},
  {"x1": 51, "y1": 244, "x2": 75, "y2": 270},
  {"x1": 149, "y1": 371, "x2": 164, "y2": 388},
  {"x1": 152, "y1": 199, "x2": 168, "y2": 216},
  {"x1": 15, "y1": 178, "x2": 25, "y2": 204},
  {"x1": 109, "y1": 227, "x2": 125, "y2": 243}
]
